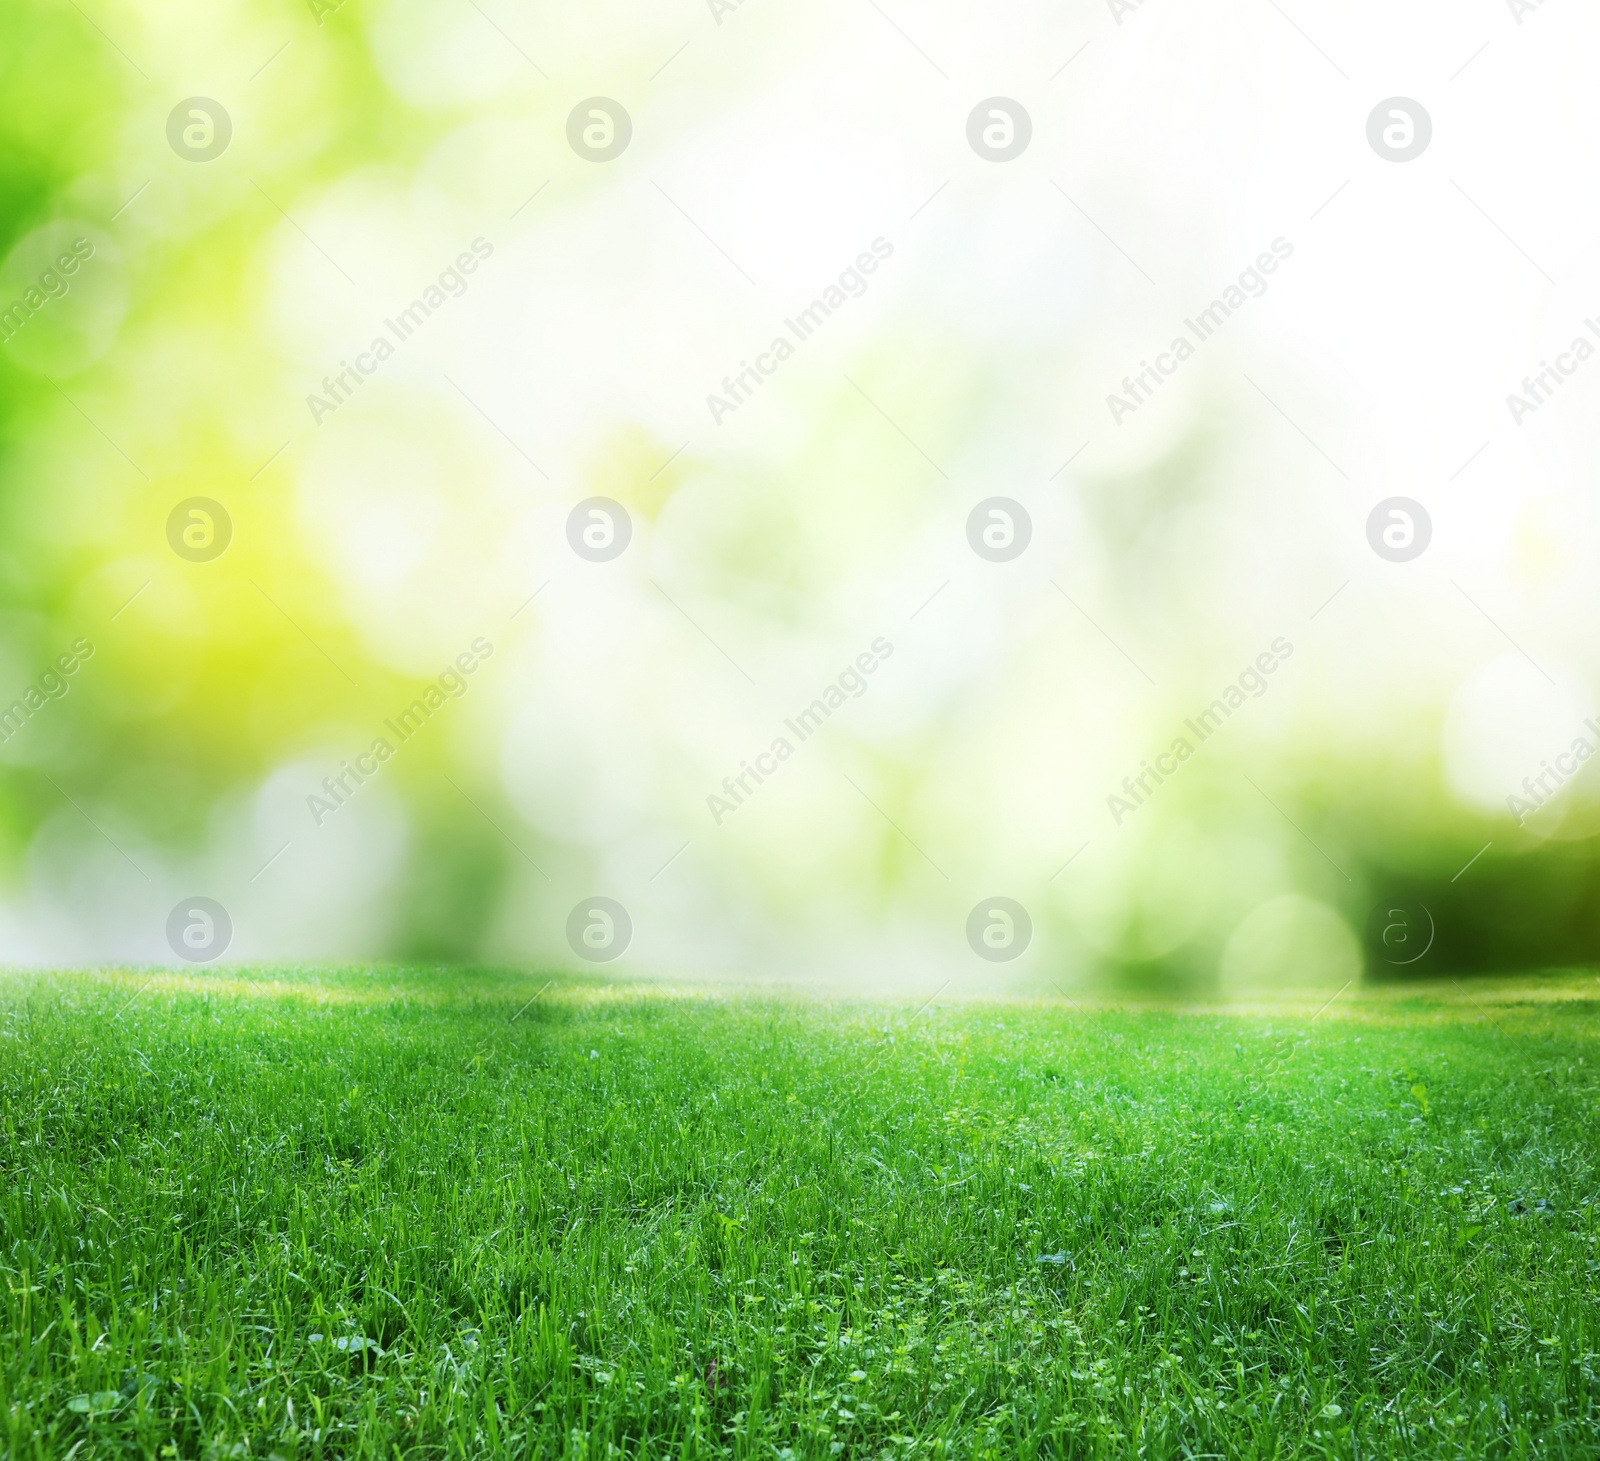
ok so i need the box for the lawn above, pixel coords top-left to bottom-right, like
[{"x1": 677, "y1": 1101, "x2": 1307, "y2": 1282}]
[{"x1": 1, "y1": 967, "x2": 1598, "y2": 1459}]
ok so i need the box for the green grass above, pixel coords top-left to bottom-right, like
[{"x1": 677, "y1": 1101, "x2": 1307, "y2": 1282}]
[{"x1": 2, "y1": 968, "x2": 1599, "y2": 1459}]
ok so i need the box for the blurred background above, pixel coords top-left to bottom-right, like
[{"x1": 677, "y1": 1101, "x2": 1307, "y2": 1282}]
[{"x1": 2, "y1": 0, "x2": 1598, "y2": 991}]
